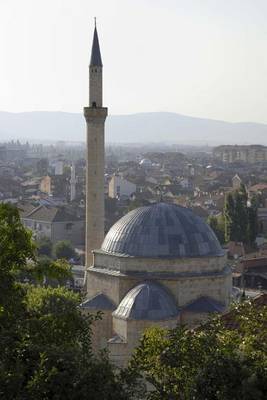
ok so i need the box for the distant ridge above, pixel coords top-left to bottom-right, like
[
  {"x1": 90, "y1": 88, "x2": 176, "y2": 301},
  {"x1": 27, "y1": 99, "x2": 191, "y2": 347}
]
[{"x1": 1, "y1": 111, "x2": 267, "y2": 145}]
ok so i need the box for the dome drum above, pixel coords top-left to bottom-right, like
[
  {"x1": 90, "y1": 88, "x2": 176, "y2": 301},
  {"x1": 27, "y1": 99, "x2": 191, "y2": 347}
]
[{"x1": 92, "y1": 251, "x2": 228, "y2": 278}]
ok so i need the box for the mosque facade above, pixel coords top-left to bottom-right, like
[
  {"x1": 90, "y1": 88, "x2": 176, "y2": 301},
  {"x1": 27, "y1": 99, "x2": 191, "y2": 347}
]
[{"x1": 82, "y1": 25, "x2": 232, "y2": 366}]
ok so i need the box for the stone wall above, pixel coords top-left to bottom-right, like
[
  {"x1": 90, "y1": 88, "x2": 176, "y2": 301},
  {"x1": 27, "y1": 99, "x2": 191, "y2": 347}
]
[
  {"x1": 94, "y1": 250, "x2": 227, "y2": 275},
  {"x1": 109, "y1": 317, "x2": 178, "y2": 367},
  {"x1": 86, "y1": 250, "x2": 232, "y2": 366}
]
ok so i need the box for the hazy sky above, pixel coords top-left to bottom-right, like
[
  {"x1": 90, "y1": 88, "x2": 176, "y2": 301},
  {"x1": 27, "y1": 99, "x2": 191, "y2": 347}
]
[{"x1": 0, "y1": 0, "x2": 267, "y2": 123}]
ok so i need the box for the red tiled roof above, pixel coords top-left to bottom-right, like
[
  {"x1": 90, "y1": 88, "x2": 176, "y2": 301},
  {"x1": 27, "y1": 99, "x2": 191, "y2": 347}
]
[{"x1": 249, "y1": 183, "x2": 267, "y2": 192}]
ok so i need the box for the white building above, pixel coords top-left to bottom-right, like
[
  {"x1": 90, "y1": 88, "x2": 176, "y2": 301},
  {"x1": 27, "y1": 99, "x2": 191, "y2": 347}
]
[
  {"x1": 108, "y1": 175, "x2": 136, "y2": 199},
  {"x1": 54, "y1": 161, "x2": 64, "y2": 175}
]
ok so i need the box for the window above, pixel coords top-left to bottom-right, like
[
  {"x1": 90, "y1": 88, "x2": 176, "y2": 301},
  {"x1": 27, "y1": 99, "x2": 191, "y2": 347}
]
[{"x1": 66, "y1": 223, "x2": 73, "y2": 231}]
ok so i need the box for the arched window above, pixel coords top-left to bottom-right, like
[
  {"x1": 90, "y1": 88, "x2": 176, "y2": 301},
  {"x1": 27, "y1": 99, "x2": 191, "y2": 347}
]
[{"x1": 92, "y1": 101, "x2": 96, "y2": 108}]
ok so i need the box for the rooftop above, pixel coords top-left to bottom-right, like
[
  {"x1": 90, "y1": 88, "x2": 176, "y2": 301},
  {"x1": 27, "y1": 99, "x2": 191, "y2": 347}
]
[{"x1": 21, "y1": 205, "x2": 81, "y2": 223}]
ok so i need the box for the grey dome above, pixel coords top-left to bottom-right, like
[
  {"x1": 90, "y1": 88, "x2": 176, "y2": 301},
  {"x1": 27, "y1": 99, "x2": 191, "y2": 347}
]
[
  {"x1": 102, "y1": 202, "x2": 224, "y2": 258},
  {"x1": 113, "y1": 281, "x2": 179, "y2": 320}
]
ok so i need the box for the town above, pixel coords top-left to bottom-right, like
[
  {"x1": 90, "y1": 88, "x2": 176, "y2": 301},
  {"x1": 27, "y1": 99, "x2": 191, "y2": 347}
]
[
  {"x1": 1, "y1": 1, "x2": 266, "y2": 398},
  {"x1": 1, "y1": 140, "x2": 267, "y2": 293}
]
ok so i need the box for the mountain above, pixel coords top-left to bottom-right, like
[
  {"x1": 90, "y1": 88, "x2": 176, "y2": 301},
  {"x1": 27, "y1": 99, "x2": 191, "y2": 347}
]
[{"x1": 1, "y1": 111, "x2": 267, "y2": 145}]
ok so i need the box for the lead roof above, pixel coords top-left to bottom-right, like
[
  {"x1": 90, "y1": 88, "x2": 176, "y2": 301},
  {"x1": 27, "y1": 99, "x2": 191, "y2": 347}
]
[
  {"x1": 101, "y1": 202, "x2": 224, "y2": 258},
  {"x1": 90, "y1": 26, "x2": 103, "y2": 67},
  {"x1": 113, "y1": 281, "x2": 179, "y2": 321}
]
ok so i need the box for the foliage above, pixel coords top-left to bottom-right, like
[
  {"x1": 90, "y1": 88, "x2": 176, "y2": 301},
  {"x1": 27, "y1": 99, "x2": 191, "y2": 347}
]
[
  {"x1": 128, "y1": 300, "x2": 267, "y2": 400},
  {"x1": 25, "y1": 256, "x2": 72, "y2": 286},
  {"x1": 0, "y1": 203, "x2": 35, "y2": 273},
  {"x1": 36, "y1": 237, "x2": 53, "y2": 257},
  {"x1": 207, "y1": 214, "x2": 225, "y2": 244},
  {"x1": 224, "y1": 186, "x2": 258, "y2": 245},
  {"x1": 247, "y1": 196, "x2": 258, "y2": 245},
  {"x1": 224, "y1": 192, "x2": 236, "y2": 242},
  {"x1": 0, "y1": 204, "x2": 132, "y2": 400},
  {"x1": 54, "y1": 240, "x2": 76, "y2": 260}
]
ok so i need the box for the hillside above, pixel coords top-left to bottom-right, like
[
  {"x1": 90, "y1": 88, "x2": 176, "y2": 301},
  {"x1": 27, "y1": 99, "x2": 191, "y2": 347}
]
[{"x1": 1, "y1": 111, "x2": 267, "y2": 145}]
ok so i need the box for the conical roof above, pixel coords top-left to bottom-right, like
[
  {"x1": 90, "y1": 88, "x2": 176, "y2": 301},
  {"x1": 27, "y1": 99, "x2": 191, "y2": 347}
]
[{"x1": 90, "y1": 26, "x2": 103, "y2": 67}]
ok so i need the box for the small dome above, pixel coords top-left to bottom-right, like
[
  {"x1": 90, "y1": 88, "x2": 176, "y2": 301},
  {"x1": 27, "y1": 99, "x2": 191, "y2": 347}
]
[
  {"x1": 80, "y1": 293, "x2": 115, "y2": 310},
  {"x1": 101, "y1": 202, "x2": 224, "y2": 258},
  {"x1": 113, "y1": 282, "x2": 178, "y2": 321},
  {"x1": 139, "y1": 158, "x2": 152, "y2": 167}
]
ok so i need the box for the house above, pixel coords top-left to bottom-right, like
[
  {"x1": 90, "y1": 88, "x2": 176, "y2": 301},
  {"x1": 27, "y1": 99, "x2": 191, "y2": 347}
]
[
  {"x1": 235, "y1": 257, "x2": 267, "y2": 290},
  {"x1": 20, "y1": 205, "x2": 85, "y2": 245},
  {"x1": 232, "y1": 174, "x2": 242, "y2": 190},
  {"x1": 108, "y1": 175, "x2": 136, "y2": 199},
  {"x1": 40, "y1": 175, "x2": 69, "y2": 198}
]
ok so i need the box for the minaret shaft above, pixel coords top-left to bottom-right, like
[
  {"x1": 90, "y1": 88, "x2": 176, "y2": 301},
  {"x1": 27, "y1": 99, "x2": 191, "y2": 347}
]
[
  {"x1": 84, "y1": 26, "x2": 107, "y2": 271},
  {"x1": 89, "y1": 66, "x2": 103, "y2": 107}
]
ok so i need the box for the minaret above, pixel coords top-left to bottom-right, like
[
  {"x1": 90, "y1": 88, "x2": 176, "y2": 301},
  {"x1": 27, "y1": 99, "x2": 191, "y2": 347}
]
[{"x1": 84, "y1": 22, "x2": 108, "y2": 269}]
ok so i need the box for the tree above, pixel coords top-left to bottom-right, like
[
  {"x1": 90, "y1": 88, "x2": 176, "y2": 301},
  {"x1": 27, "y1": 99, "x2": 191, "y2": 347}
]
[
  {"x1": 36, "y1": 237, "x2": 53, "y2": 257},
  {"x1": 25, "y1": 256, "x2": 72, "y2": 286},
  {"x1": 128, "y1": 301, "x2": 267, "y2": 400},
  {"x1": 234, "y1": 190, "x2": 248, "y2": 243},
  {"x1": 224, "y1": 192, "x2": 236, "y2": 242},
  {"x1": 54, "y1": 240, "x2": 76, "y2": 260},
  {"x1": 224, "y1": 186, "x2": 258, "y2": 246},
  {"x1": 207, "y1": 215, "x2": 225, "y2": 244},
  {"x1": 247, "y1": 196, "x2": 258, "y2": 246},
  {"x1": 0, "y1": 204, "x2": 132, "y2": 400}
]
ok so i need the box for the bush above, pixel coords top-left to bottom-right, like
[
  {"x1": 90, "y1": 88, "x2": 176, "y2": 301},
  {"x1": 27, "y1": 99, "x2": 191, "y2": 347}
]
[
  {"x1": 54, "y1": 240, "x2": 76, "y2": 260},
  {"x1": 36, "y1": 237, "x2": 53, "y2": 257}
]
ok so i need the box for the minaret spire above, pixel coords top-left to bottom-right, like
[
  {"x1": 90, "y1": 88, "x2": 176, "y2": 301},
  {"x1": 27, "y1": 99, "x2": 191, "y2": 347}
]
[{"x1": 90, "y1": 21, "x2": 103, "y2": 67}]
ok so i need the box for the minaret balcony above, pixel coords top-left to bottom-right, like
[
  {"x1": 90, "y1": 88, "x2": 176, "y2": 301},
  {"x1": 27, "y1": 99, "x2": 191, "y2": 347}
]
[{"x1": 84, "y1": 107, "x2": 108, "y2": 123}]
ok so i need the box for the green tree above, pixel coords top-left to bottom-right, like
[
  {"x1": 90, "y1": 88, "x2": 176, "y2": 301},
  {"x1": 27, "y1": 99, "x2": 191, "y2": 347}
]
[
  {"x1": 36, "y1": 237, "x2": 53, "y2": 257},
  {"x1": 234, "y1": 190, "x2": 248, "y2": 243},
  {"x1": 0, "y1": 204, "x2": 132, "y2": 400},
  {"x1": 224, "y1": 192, "x2": 236, "y2": 242},
  {"x1": 25, "y1": 256, "x2": 72, "y2": 286},
  {"x1": 224, "y1": 186, "x2": 258, "y2": 246},
  {"x1": 128, "y1": 300, "x2": 267, "y2": 400},
  {"x1": 247, "y1": 196, "x2": 258, "y2": 246},
  {"x1": 54, "y1": 240, "x2": 76, "y2": 260},
  {"x1": 207, "y1": 215, "x2": 225, "y2": 244}
]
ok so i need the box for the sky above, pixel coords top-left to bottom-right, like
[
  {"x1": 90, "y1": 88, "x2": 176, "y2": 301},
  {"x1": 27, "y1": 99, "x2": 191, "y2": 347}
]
[{"x1": 0, "y1": 0, "x2": 267, "y2": 123}]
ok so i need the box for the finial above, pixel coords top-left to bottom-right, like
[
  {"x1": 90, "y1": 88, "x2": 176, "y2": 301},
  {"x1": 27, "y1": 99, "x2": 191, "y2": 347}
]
[{"x1": 94, "y1": 17, "x2": 97, "y2": 28}]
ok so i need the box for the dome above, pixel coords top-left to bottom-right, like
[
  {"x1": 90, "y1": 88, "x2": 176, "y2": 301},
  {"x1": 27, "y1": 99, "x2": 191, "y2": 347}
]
[
  {"x1": 101, "y1": 202, "x2": 224, "y2": 258},
  {"x1": 139, "y1": 158, "x2": 152, "y2": 167},
  {"x1": 113, "y1": 281, "x2": 179, "y2": 320}
]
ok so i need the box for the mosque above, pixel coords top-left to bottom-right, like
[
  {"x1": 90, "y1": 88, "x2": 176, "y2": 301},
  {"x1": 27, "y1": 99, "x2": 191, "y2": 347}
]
[{"x1": 81, "y1": 24, "x2": 232, "y2": 366}]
